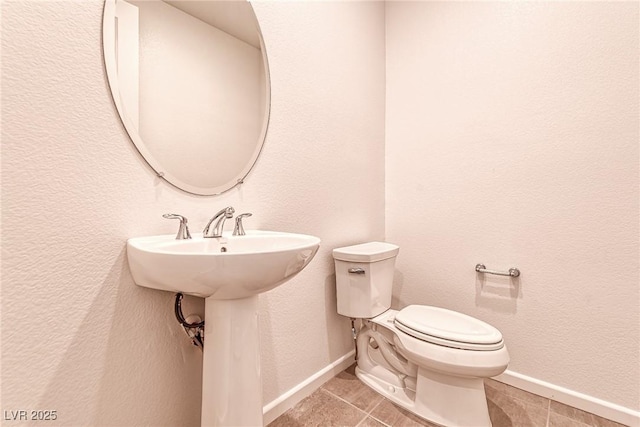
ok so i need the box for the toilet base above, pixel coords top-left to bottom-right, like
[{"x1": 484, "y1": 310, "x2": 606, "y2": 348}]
[{"x1": 356, "y1": 365, "x2": 492, "y2": 427}]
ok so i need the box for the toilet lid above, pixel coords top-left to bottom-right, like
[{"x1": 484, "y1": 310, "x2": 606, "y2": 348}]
[{"x1": 395, "y1": 305, "x2": 504, "y2": 351}]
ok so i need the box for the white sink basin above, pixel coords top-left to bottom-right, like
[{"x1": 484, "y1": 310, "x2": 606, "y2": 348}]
[{"x1": 127, "y1": 230, "x2": 321, "y2": 299}]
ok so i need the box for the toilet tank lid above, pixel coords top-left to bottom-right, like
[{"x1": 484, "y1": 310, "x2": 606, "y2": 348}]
[{"x1": 333, "y1": 242, "x2": 399, "y2": 263}]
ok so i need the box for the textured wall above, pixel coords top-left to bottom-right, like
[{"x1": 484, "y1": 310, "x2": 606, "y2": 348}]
[
  {"x1": 385, "y1": 1, "x2": 639, "y2": 410},
  {"x1": 1, "y1": 1, "x2": 385, "y2": 425}
]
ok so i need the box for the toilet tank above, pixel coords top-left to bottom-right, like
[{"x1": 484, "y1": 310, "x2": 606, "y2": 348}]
[{"x1": 333, "y1": 242, "x2": 399, "y2": 319}]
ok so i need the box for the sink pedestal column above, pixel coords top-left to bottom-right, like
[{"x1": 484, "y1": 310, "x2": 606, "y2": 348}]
[{"x1": 201, "y1": 295, "x2": 263, "y2": 427}]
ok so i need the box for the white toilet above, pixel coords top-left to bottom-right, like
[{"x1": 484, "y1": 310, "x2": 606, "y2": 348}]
[{"x1": 333, "y1": 242, "x2": 509, "y2": 427}]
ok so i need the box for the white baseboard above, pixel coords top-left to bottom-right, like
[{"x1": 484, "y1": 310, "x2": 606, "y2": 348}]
[
  {"x1": 262, "y1": 350, "x2": 356, "y2": 425},
  {"x1": 495, "y1": 370, "x2": 640, "y2": 427}
]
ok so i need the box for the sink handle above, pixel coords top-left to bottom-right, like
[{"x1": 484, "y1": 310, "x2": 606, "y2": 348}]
[
  {"x1": 233, "y1": 213, "x2": 253, "y2": 236},
  {"x1": 163, "y1": 213, "x2": 192, "y2": 240}
]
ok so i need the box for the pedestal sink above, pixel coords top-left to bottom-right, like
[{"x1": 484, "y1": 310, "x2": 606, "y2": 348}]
[{"x1": 127, "y1": 230, "x2": 321, "y2": 426}]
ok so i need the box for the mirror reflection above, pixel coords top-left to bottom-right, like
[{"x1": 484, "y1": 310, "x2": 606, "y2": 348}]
[{"x1": 104, "y1": 0, "x2": 270, "y2": 195}]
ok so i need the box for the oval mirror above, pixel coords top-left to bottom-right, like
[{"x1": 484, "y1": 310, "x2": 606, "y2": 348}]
[{"x1": 103, "y1": 0, "x2": 270, "y2": 195}]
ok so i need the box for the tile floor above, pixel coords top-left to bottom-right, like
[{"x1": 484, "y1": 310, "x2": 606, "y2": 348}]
[{"x1": 268, "y1": 364, "x2": 627, "y2": 427}]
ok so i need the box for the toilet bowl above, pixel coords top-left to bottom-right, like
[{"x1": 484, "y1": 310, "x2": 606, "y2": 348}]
[
  {"x1": 333, "y1": 242, "x2": 509, "y2": 427},
  {"x1": 357, "y1": 308, "x2": 509, "y2": 426}
]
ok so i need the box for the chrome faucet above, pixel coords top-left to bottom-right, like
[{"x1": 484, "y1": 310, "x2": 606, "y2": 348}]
[
  {"x1": 163, "y1": 214, "x2": 192, "y2": 240},
  {"x1": 203, "y1": 207, "x2": 235, "y2": 238},
  {"x1": 233, "y1": 213, "x2": 252, "y2": 236}
]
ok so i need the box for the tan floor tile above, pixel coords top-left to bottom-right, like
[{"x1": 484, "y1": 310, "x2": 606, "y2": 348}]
[
  {"x1": 548, "y1": 412, "x2": 591, "y2": 427},
  {"x1": 485, "y1": 378, "x2": 549, "y2": 409},
  {"x1": 550, "y1": 401, "x2": 595, "y2": 425},
  {"x1": 487, "y1": 387, "x2": 549, "y2": 427},
  {"x1": 369, "y1": 399, "x2": 439, "y2": 427},
  {"x1": 322, "y1": 364, "x2": 385, "y2": 413},
  {"x1": 590, "y1": 414, "x2": 629, "y2": 427},
  {"x1": 356, "y1": 416, "x2": 389, "y2": 427},
  {"x1": 268, "y1": 388, "x2": 367, "y2": 427},
  {"x1": 549, "y1": 401, "x2": 627, "y2": 427}
]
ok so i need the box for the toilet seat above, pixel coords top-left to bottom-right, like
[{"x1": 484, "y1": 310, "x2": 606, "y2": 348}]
[{"x1": 394, "y1": 305, "x2": 504, "y2": 351}]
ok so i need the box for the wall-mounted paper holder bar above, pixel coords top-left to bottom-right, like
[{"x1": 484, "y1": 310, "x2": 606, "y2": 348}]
[{"x1": 475, "y1": 264, "x2": 520, "y2": 277}]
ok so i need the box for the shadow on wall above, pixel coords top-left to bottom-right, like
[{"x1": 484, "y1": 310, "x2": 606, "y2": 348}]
[
  {"x1": 258, "y1": 254, "x2": 352, "y2": 404},
  {"x1": 391, "y1": 270, "x2": 405, "y2": 310},
  {"x1": 475, "y1": 274, "x2": 521, "y2": 314},
  {"x1": 324, "y1": 272, "x2": 355, "y2": 361},
  {"x1": 258, "y1": 295, "x2": 279, "y2": 398},
  {"x1": 37, "y1": 248, "x2": 203, "y2": 427},
  {"x1": 392, "y1": 269, "x2": 520, "y2": 314}
]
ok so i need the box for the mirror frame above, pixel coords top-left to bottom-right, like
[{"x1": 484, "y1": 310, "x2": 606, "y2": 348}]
[{"x1": 102, "y1": 0, "x2": 271, "y2": 195}]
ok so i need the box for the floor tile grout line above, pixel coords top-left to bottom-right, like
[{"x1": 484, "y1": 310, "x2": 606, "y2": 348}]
[
  {"x1": 367, "y1": 399, "x2": 393, "y2": 427},
  {"x1": 320, "y1": 387, "x2": 373, "y2": 424},
  {"x1": 545, "y1": 398, "x2": 551, "y2": 427},
  {"x1": 353, "y1": 413, "x2": 372, "y2": 427},
  {"x1": 355, "y1": 413, "x2": 392, "y2": 427},
  {"x1": 354, "y1": 417, "x2": 367, "y2": 427}
]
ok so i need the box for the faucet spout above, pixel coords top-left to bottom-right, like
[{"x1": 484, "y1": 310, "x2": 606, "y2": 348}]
[{"x1": 203, "y1": 207, "x2": 235, "y2": 238}]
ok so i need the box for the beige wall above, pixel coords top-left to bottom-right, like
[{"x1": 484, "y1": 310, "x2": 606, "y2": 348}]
[
  {"x1": 0, "y1": 1, "x2": 385, "y2": 425},
  {"x1": 385, "y1": 1, "x2": 639, "y2": 411}
]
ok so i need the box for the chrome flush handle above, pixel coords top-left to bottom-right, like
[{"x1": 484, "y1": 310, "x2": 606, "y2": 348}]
[{"x1": 163, "y1": 213, "x2": 192, "y2": 240}]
